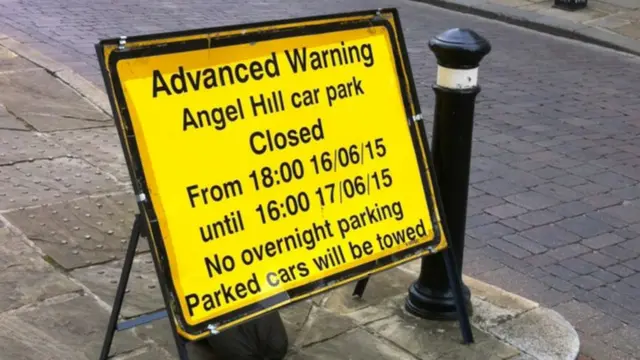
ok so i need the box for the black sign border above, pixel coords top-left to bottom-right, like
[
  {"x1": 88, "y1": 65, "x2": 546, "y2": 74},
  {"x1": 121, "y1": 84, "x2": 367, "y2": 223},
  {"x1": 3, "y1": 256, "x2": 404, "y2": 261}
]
[{"x1": 99, "y1": 10, "x2": 446, "y2": 338}]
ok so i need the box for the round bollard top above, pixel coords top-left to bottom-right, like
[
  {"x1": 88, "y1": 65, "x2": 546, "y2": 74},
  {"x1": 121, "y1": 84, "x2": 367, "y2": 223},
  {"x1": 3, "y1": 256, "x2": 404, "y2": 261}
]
[{"x1": 429, "y1": 28, "x2": 491, "y2": 69}]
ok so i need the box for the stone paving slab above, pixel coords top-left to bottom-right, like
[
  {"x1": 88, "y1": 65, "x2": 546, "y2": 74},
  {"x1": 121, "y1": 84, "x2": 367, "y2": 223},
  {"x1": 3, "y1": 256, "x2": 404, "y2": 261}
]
[
  {"x1": 134, "y1": 318, "x2": 216, "y2": 360},
  {"x1": 280, "y1": 299, "x2": 314, "y2": 344},
  {"x1": 0, "y1": 42, "x2": 38, "y2": 74},
  {"x1": 287, "y1": 328, "x2": 415, "y2": 360},
  {"x1": 0, "y1": 128, "x2": 68, "y2": 165},
  {"x1": 282, "y1": 283, "x2": 522, "y2": 360},
  {"x1": 0, "y1": 313, "x2": 88, "y2": 360},
  {"x1": 0, "y1": 227, "x2": 81, "y2": 312},
  {"x1": 0, "y1": 37, "x2": 67, "y2": 73},
  {"x1": 49, "y1": 126, "x2": 131, "y2": 183},
  {"x1": 490, "y1": 307, "x2": 580, "y2": 360},
  {"x1": 300, "y1": 264, "x2": 576, "y2": 359},
  {"x1": 3, "y1": 192, "x2": 147, "y2": 269},
  {"x1": 0, "y1": 294, "x2": 145, "y2": 360},
  {"x1": 368, "y1": 313, "x2": 519, "y2": 359},
  {"x1": 98, "y1": 262, "x2": 577, "y2": 360},
  {"x1": 71, "y1": 253, "x2": 163, "y2": 319},
  {"x1": 116, "y1": 348, "x2": 174, "y2": 360},
  {"x1": 0, "y1": 104, "x2": 28, "y2": 130},
  {"x1": 134, "y1": 318, "x2": 182, "y2": 359},
  {"x1": 0, "y1": 68, "x2": 109, "y2": 132},
  {"x1": 320, "y1": 266, "x2": 419, "y2": 315},
  {"x1": 293, "y1": 304, "x2": 358, "y2": 348},
  {"x1": 0, "y1": 157, "x2": 123, "y2": 211}
]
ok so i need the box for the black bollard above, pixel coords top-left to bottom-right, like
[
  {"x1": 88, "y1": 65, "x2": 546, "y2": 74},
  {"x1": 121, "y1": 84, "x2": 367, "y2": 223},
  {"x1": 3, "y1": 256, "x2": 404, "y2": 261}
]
[{"x1": 406, "y1": 28, "x2": 491, "y2": 320}]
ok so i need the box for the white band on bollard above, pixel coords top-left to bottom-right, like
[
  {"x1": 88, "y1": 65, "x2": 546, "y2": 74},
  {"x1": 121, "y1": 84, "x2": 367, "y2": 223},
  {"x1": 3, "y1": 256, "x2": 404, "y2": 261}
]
[{"x1": 436, "y1": 66, "x2": 478, "y2": 90}]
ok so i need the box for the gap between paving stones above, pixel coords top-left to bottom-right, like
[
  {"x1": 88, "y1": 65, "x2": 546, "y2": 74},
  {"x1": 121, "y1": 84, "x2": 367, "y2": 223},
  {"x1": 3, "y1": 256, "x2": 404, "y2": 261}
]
[
  {"x1": 0, "y1": 291, "x2": 84, "y2": 317},
  {"x1": 0, "y1": 154, "x2": 74, "y2": 168},
  {"x1": 3, "y1": 105, "x2": 38, "y2": 131},
  {"x1": 0, "y1": 36, "x2": 112, "y2": 117},
  {"x1": 0, "y1": 190, "x2": 132, "y2": 214}
]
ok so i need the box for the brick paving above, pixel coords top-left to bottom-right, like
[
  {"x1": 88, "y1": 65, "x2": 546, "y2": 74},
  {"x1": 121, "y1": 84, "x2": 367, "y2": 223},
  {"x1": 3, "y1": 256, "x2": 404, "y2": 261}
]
[{"x1": 1, "y1": 0, "x2": 640, "y2": 358}]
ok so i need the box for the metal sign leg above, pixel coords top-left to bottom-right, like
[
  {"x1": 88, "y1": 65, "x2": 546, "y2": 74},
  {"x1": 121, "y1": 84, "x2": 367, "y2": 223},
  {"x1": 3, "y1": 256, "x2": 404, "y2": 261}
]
[
  {"x1": 98, "y1": 214, "x2": 191, "y2": 359},
  {"x1": 143, "y1": 223, "x2": 191, "y2": 360},
  {"x1": 352, "y1": 277, "x2": 370, "y2": 298},
  {"x1": 442, "y1": 249, "x2": 474, "y2": 344},
  {"x1": 99, "y1": 214, "x2": 142, "y2": 360}
]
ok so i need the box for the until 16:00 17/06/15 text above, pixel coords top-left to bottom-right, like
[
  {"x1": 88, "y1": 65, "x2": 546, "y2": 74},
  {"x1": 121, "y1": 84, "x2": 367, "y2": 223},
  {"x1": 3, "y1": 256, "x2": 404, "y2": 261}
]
[{"x1": 254, "y1": 168, "x2": 394, "y2": 224}]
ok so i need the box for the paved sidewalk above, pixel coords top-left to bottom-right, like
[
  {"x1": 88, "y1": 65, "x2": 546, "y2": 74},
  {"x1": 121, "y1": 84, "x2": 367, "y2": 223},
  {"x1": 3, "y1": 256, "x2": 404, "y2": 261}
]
[
  {"x1": 0, "y1": 40, "x2": 579, "y2": 360},
  {"x1": 1, "y1": 0, "x2": 640, "y2": 358},
  {"x1": 412, "y1": 0, "x2": 640, "y2": 56}
]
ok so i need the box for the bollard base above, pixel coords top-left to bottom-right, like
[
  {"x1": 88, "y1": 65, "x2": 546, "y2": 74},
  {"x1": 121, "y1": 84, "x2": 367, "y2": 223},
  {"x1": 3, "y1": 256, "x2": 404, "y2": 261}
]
[{"x1": 405, "y1": 282, "x2": 473, "y2": 321}]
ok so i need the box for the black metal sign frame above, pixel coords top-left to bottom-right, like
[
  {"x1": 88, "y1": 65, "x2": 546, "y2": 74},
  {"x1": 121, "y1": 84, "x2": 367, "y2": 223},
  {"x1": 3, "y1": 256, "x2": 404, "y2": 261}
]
[{"x1": 96, "y1": 8, "x2": 473, "y2": 359}]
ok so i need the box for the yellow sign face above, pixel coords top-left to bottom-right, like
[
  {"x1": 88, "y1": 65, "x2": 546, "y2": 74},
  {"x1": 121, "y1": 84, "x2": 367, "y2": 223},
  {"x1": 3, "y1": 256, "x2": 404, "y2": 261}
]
[{"x1": 101, "y1": 11, "x2": 447, "y2": 339}]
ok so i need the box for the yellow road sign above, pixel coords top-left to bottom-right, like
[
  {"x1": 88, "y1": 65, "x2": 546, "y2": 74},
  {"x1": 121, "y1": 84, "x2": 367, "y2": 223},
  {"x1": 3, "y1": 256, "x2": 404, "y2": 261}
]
[{"x1": 98, "y1": 9, "x2": 448, "y2": 340}]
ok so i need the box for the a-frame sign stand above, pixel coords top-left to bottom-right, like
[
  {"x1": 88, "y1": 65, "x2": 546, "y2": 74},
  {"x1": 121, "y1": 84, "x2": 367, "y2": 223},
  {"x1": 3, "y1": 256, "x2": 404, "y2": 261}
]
[
  {"x1": 98, "y1": 215, "x2": 473, "y2": 359},
  {"x1": 98, "y1": 214, "x2": 190, "y2": 360},
  {"x1": 96, "y1": 8, "x2": 476, "y2": 359}
]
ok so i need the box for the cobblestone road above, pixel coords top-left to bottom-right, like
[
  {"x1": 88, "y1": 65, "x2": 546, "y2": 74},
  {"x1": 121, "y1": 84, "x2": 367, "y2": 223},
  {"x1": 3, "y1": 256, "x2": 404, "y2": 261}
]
[{"x1": 1, "y1": 0, "x2": 640, "y2": 358}]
